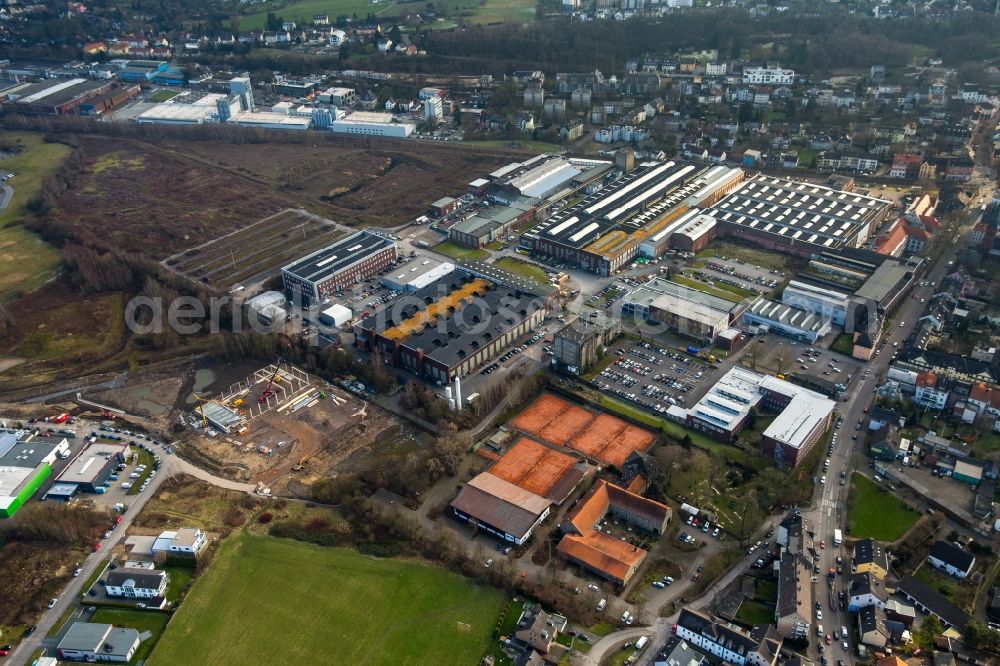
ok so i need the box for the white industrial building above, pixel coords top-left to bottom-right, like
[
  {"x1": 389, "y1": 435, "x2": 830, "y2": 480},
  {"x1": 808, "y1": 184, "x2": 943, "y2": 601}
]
[
  {"x1": 246, "y1": 291, "x2": 287, "y2": 325},
  {"x1": 227, "y1": 110, "x2": 312, "y2": 131},
  {"x1": 380, "y1": 258, "x2": 455, "y2": 292},
  {"x1": 319, "y1": 303, "x2": 353, "y2": 327},
  {"x1": 781, "y1": 280, "x2": 851, "y2": 326},
  {"x1": 135, "y1": 93, "x2": 228, "y2": 124},
  {"x1": 329, "y1": 111, "x2": 415, "y2": 138}
]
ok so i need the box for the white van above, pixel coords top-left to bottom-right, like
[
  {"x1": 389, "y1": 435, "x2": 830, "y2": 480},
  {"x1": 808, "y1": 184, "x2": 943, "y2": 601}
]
[
  {"x1": 597, "y1": 598, "x2": 607, "y2": 611},
  {"x1": 635, "y1": 636, "x2": 649, "y2": 651}
]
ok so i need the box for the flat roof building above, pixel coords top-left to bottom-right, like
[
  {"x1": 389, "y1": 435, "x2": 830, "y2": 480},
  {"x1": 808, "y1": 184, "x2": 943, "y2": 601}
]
[
  {"x1": 707, "y1": 174, "x2": 892, "y2": 256},
  {"x1": 450, "y1": 472, "x2": 551, "y2": 545},
  {"x1": 684, "y1": 367, "x2": 835, "y2": 466},
  {"x1": 449, "y1": 201, "x2": 536, "y2": 249},
  {"x1": 0, "y1": 433, "x2": 67, "y2": 518},
  {"x1": 356, "y1": 273, "x2": 545, "y2": 382},
  {"x1": 329, "y1": 111, "x2": 415, "y2": 138},
  {"x1": 136, "y1": 93, "x2": 228, "y2": 125},
  {"x1": 621, "y1": 277, "x2": 742, "y2": 345},
  {"x1": 282, "y1": 230, "x2": 398, "y2": 303},
  {"x1": 552, "y1": 314, "x2": 622, "y2": 374},
  {"x1": 782, "y1": 280, "x2": 851, "y2": 327},
  {"x1": 4, "y1": 78, "x2": 114, "y2": 115},
  {"x1": 381, "y1": 258, "x2": 455, "y2": 292},
  {"x1": 55, "y1": 442, "x2": 129, "y2": 493}
]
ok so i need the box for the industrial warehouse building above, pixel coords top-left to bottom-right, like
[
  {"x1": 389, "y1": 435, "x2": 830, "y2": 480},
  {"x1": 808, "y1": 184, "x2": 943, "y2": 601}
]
[
  {"x1": 743, "y1": 296, "x2": 832, "y2": 343},
  {"x1": 680, "y1": 367, "x2": 836, "y2": 467},
  {"x1": 450, "y1": 472, "x2": 551, "y2": 545},
  {"x1": 55, "y1": 442, "x2": 129, "y2": 493},
  {"x1": 449, "y1": 199, "x2": 536, "y2": 248},
  {"x1": 706, "y1": 174, "x2": 892, "y2": 256},
  {"x1": 782, "y1": 280, "x2": 851, "y2": 327},
  {"x1": 521, "y1": 162, "x2": 743, "y2": 274},
  {"x1": 0, "y1": 433, "x2": 68, "y2": 518},
  {"x1": 329, "y1": 111, "x2": 415, "y2": 137},
  {"x1": 558, "y1": 480, "x2": 671, "y2": 585},
  {"x1": 282, "y1": 231, "x2": 398, "y2": 303},
  {"x1": 136, "y1": 93, "x2": 230, "y2": 125},
  {"x1": 620, "y1": 278, "x2": 744, "y2": 344},
  {"x1": 380, "y1": 258, "x2": 455, "y2": 292},
  {"x1": 356, "y1": 272, "x2": 546, "y2": 382},
  {"x1": 2, "y1": 78, "x2": 115, "y2": 115}
]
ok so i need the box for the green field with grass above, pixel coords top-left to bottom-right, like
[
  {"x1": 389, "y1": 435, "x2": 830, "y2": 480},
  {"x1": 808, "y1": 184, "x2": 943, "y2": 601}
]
[
  {"x1": 149, "y1": 533, "x2": 505, "y2": 666},
  {"x1": 493, "y1": 257, "x2": 548, "y2": 283},
  {"x1": 831, "y1": 333, "x2": 854, "y2": 356},
  {"x1": 735, "y1": 600, "x2": 773, "y2": 625},
  {"x1": 432, "y1": 239, "x2": 489, "y2": 261},
  {"x1": 0, "y1": 132, "x2": 72, "y2": 300},
  {"x1": 147, "y1": 90, "x2": 181, "y2": 103},
  {"x1": 90, "y1": 608, "x2": 170, "y2": 662},
  {"x1": 696, "y1": 240, "x2": 794, "y2": 272},
  {"x1": 671, "y1": 275, "x2": 743, "y2": 303},
  {"x1": 847, "y1": 473, "x2": 920, "y2": 541},
  {"x1": 237, "y1": 0, "x2": 396, "y2": 29}
]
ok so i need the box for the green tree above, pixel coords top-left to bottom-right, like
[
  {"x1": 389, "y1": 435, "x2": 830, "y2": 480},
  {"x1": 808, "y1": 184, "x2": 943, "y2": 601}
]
[{"x1": 914, "y1": 615, "x2": 943, "y2": 650}]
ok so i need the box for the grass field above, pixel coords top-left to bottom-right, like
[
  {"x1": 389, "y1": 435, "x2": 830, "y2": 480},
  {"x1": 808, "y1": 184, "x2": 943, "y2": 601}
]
[
  {"x1": 147, "y1": 90, "x2": 181, "y2": 103},
  {"x1": 237, "y1": 0, "x2": 396, "y2": 29},
  {"x1": 493, "y1": 257, "x2": 548, "y2": 283},
  {"x1": 696, "y1": 240, "x2": 795, "y2": 273},
  {"x1": 831, "y1": 333, "x2": 854, "y2": 356},
  {"x1": 432, "y1": 239, "x2": 489, "y2": 261},
  {"x1": 735, "y1": 600, "x2": 773, "y2": 625},
  {"x1": 673, "y1": 274, "x2": 746, "y2": 302},
  {"x1": 90, "y1": 608, "x2": 170, "y2": 662},
  {"x1": 0, "y1": 132, "x2": 72, "y2": 299},
  {"x1": 847, "y1": 473, "x2": 920, "y2": 541},
  {"x1": 149, "y1": 533, "x2": 505, "y2": 666}
]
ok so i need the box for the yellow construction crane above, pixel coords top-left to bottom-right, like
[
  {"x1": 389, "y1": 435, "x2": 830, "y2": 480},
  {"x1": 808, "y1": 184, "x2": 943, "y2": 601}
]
[{"x1": 190, "y1": 392, "x2": 210, "y2": 428}]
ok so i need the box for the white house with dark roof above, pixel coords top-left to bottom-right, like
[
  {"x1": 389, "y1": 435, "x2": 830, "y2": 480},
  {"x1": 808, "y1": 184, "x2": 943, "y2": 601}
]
[
  {"x1": 105, "y1": 567, "x2": 168, "y2": 599},
  {"x1": 927, "y1": 541, "x2": 975, "y2": 579},
  {"x1": 674, "y1": 608, "x2": 782, "y2": 666}
]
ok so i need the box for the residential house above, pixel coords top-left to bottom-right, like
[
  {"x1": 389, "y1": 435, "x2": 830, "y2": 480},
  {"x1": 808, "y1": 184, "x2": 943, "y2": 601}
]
[
  {"x1": 560, "y1": 119, "x2": 584, "y2": 141},
  {"x1": 151, "y1": 527, "x2": 207, "y2": 556},
  {"x1": 105, "y1": 567, "x2": 168, "y2": 599},
  {"x1": 514, "y1": 605, "x2": 560, "y2": 656},
  {"x1": 376, "y1": 37, "x2": 393, "y2": 53},
  {"x1": 56, "y1": 623, "x2": 141, "y2": 663},
  {"x1": 653, "y1": 636, "x2": 710, "y2": 666},
  {"x1": 817, "y1": 151, "x2": 879, "y2": 174},
  {"x1": 915, "y1": 372, "x2": 949, "y2": 410},
  {"x1": 858, "y1": 606, "x2": 890, "y2": 648},
  {"x1": 683, "y1": 144, "x2": 709, "y2": 161},
  {"x1": 884, "y1": 599, "x2": 917, "y2": 627},
  {"x1": 927, "y1": 541, "x2": 976, "y2": 579},
  {"x1": 328, "y1": 29, "x2": 347, "y2": 46},
  {"x1": 775, "y1": 555, "x2": 813, "y2": 638},
  {"x1": 848, "y1": 571, "x2": 888, "y2": 611},
  {"x1": 889, "y1": 153, "x2": 923, "y2": 180},
  {"x1": 853, "y1": 539, "x2": 889, "y2": 580},
  {"x1": 673, "y1": 608, "x2": 783, "y2": 666}
]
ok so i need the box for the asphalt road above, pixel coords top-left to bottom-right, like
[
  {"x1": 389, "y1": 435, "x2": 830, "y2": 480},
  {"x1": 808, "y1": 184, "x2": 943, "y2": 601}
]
[{"x1": 7, "y1": 418, "x2": 253, "y2": 665}]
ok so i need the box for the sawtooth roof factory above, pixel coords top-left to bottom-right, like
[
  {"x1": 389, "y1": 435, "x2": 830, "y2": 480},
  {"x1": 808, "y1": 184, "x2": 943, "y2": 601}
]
[
  {"x1": 677, "y1": 367, "x2": 836, "y2": 467},
  {"x1": 281, "y1": 231, "x2": 398, "y2": 303},
  {"x1": 355, "y1": 266, "x2": 551, "y2": 383},
  {"x1": 706, "y1": 174, "x2": 893, "y2": 256},
  {"x1": 521, "y1": 160, "x2": 744, "y2": 275}
]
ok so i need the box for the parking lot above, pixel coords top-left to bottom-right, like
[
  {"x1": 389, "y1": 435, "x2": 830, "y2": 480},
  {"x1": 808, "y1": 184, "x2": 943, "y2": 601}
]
[
  {"x1": 743, "y1": 336, "x2": 863, "y2": 386},
  {"x1": 685, "y1": 257, "x2": 784, "y2": 295},
  {"x1": 590, "y1": 339, "x2": 720, "y2": 415}
]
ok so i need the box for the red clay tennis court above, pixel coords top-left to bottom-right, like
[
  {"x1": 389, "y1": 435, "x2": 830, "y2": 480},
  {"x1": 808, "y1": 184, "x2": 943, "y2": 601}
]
[
  {"x1": 510, "y1": 393, "x2": 654, "y2": 468},
  {"x1": 489, "y1": 437, "x2": 577, "y2": 498},
  {"x1": 510, "y1": 393, "x2": 593, "y2": 446},
  {"x1": 568, "y1": 413, "x2": 654, "y2": 468}
]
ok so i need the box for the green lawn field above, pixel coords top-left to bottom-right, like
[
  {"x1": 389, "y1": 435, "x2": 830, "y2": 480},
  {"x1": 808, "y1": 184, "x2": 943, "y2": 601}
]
[
  {"x1": 847, "y1": 473, "x2": 920, "y2": 541},
  {"x1": 432, "y1": 239, "x2": 489, "y2": 261},
  {"x1": 493, "y1": 257, "x2": 548, "y2": 283},
  {"x1": 0, "y1": 132, "x2": 71, "y2": 300},
  {"x1": 237, "y1": 0, "x2": 397, "y2": 30},
  {"x1": 148, "y1": 533, "x2": 506, "y2": 666}
]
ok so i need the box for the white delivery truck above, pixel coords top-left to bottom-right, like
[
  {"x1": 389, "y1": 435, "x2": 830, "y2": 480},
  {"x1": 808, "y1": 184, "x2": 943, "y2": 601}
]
[
  {"x1": 635, "y1": 636, "x2": 649, "y2": 651},
  {"x1": 834, "y1": 529, "x2": 843, "y2": 546}
]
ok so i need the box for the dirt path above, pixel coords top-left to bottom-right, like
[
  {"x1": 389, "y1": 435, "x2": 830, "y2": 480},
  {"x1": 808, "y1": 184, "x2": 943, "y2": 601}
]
[{"x1": 251, "y1": 412, "x2": 321, "y2": 487}]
